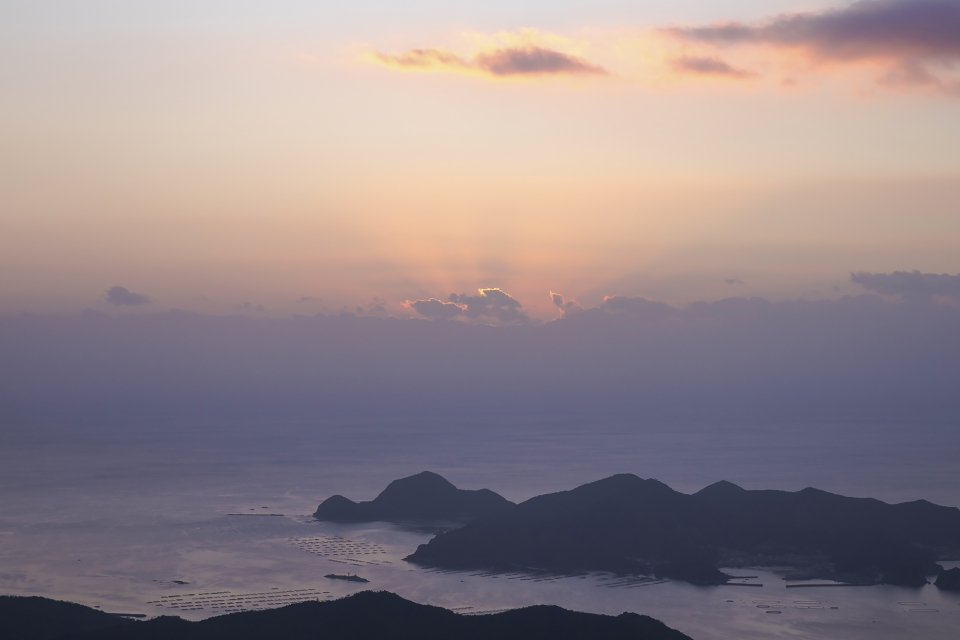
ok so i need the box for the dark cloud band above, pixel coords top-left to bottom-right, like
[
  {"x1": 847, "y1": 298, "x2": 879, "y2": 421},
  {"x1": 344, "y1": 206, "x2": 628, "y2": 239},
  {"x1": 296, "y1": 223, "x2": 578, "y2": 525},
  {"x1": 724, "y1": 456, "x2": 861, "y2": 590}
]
[
  {"x1": 668, "y1": 0, "x2": 960, "y2": 59},
  {"x1": 665, "y1": 0, "x2": 960, "y2": 93}
]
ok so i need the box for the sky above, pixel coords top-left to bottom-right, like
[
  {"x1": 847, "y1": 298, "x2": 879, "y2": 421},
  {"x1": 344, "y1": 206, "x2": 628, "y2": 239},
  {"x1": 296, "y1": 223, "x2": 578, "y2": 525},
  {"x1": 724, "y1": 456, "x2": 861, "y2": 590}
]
[{"x1": 2, "y1": 0, "x2": 960, "y2": 321}]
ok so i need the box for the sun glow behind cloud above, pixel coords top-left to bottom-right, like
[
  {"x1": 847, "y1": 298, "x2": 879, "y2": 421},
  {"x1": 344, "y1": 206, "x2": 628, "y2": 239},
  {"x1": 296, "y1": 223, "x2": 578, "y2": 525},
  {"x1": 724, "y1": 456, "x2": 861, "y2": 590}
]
[{"x1": 2, "y1": 1, "x2": 960, "y2": 319}]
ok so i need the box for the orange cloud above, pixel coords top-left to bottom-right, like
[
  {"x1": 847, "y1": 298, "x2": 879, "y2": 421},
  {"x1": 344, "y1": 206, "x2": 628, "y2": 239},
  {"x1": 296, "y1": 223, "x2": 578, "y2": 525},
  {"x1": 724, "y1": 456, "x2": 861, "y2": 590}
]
[
  {"x1": 369, "y1": 38, "x2": 606, "y2": 78},
  {"x1": 372, "y1": 48, "x2": 470, "y2": 72},
  {"x1": 670, "y1": 55, "x2": 756, "y2": 79}
]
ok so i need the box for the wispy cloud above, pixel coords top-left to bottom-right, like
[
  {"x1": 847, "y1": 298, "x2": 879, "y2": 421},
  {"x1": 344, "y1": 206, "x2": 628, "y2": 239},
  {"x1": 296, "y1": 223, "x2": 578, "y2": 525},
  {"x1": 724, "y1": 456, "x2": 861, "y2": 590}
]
[
  {"x1": 372, "y1": 48, "x2": 469, "y2": 72},
  {"x1": 367, "y1": 30, "x2": 606, "y2": 79},
  {"x1": 372, "y1": 45, "x2": 606, "y2": 78},
  {"x1": 671, "y1": 56, "x2": 756, "y2": 79},
  {"x1": 664, "y1": 0, "x2": 960, "y2": 94}
]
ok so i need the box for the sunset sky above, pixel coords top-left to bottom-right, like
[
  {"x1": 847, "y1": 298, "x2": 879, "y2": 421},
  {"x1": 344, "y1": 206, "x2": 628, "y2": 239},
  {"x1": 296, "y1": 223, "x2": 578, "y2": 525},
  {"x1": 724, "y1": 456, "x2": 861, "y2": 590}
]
[
  {"x1": 3, "y1": 0, "x2": 959, "y2": 320},
  {"x1": 6, "y1": 9, "x2": 960, "y2": 638}
]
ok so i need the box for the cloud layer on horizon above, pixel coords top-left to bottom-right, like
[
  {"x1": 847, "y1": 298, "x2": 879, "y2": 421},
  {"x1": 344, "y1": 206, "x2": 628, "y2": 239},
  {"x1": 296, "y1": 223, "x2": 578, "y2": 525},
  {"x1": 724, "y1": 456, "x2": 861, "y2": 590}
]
[
  {"x1": 670, "y1": 55, "x2": 756, "y2": 79},
  {"x1": 5, "y1": 271, "x2": 959, "y2": 424}
]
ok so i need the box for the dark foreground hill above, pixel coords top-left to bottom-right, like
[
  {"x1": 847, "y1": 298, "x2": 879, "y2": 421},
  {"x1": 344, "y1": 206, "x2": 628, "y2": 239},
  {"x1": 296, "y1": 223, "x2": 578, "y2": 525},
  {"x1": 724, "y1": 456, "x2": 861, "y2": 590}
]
[
  {"x1": 1, "y1": 591, "x2": 691, "y2": 640},
  {"x1": 314, "y1": 471, "x2": 514, "y2": 523},
  {"x1": 1, "y1": 596, "x2": 131, "y2": 640},
  {"x1": 407, "y1": 474, "x2": 960, "y2": 586}
]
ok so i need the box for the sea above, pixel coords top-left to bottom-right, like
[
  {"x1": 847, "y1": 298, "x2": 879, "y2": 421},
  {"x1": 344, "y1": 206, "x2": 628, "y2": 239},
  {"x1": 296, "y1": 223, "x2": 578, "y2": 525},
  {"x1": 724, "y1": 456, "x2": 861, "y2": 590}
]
[{"x1": 2, "y1": 416, "x2": 959, "y2": 639}]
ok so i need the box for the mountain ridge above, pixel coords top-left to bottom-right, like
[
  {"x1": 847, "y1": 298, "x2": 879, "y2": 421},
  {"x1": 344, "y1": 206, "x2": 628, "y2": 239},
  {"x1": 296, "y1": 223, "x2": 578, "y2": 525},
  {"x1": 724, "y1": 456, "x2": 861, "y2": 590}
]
[{"x1": 407, "y1": 474, "x2": 960, "y2": 586}]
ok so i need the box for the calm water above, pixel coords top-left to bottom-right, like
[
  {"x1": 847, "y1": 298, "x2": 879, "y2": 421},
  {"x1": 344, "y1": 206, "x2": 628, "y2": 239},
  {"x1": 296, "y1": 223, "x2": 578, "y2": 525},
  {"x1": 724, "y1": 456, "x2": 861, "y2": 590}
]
[{"x1": 2, "y1": 417, "x2": 959, "y2": 639}]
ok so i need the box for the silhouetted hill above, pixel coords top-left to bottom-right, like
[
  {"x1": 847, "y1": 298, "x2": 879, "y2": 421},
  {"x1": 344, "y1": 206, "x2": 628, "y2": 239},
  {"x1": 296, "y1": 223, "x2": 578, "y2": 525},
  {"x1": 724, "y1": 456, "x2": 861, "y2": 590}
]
[
  {"x1": 0, "y1": 596, "x2": 132, "y2": 640},
  {"x1": 314, "y1": 472, "x2": 514, "y2": 523},
  {"x1": 407, "y1": 474, "x2": 960, "y2": 586},
  {"x1": 2, "y1": 592, "x2": 692, "y2": 640}
]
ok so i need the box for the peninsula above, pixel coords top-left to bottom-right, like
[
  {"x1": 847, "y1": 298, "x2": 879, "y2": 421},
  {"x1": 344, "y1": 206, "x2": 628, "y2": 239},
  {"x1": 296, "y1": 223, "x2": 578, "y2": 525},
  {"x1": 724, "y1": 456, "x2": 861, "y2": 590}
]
[
  {"x1": 407, "y1": 474, "x2": 960, "y2": 586},
  {"x1": 314, "y1": 471, "x2": 514, "y2": 523},
  {"x1": 935, "y1": 567, "x2": 960, "y2": 591}
]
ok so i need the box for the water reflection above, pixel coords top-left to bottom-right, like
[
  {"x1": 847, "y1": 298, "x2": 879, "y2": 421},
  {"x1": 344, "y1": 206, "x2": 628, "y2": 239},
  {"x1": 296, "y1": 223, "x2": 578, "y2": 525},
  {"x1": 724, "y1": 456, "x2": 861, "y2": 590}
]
[
  {"x1": 2, "y1": 418, "x2": 960, "y2": 639},
  {"x1": 2, "y1": 513, "x2": 959, "y2": 639}
]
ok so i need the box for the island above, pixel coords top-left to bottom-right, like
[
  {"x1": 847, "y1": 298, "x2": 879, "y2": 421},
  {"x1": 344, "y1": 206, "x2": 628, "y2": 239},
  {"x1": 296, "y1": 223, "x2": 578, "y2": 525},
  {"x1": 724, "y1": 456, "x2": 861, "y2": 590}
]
[
  {"x1": 0, "y1": 591, "x2": 691, "y2": 640},
  {"x1": 314, "y1": 471, "x2": 514, "y2": 523},
  {"x1": 406, "y1": 474, "x2": 960, "y2": 586},
  {"x1": 325, "y1": 574, "x2": 369, "y2": 583}
]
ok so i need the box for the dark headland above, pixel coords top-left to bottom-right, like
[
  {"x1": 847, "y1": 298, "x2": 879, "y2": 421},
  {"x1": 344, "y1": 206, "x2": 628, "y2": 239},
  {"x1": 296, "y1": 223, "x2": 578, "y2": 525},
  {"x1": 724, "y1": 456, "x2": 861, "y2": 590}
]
[
  {"x1": 935, "y1": 567, "x2": 960, "y2": 591},
  {"x1": 0, "y1": 592, "x2": 691, "y2": 640},
  {"x1": 314, "y1": 471, "x2": 514, "y2": 523},
  {"x1": 0, "y1": 595, "x2": 131, "y2": 639},
  {"x1": 406, "y1": 474, "x2": 960, "y2": 586}
]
